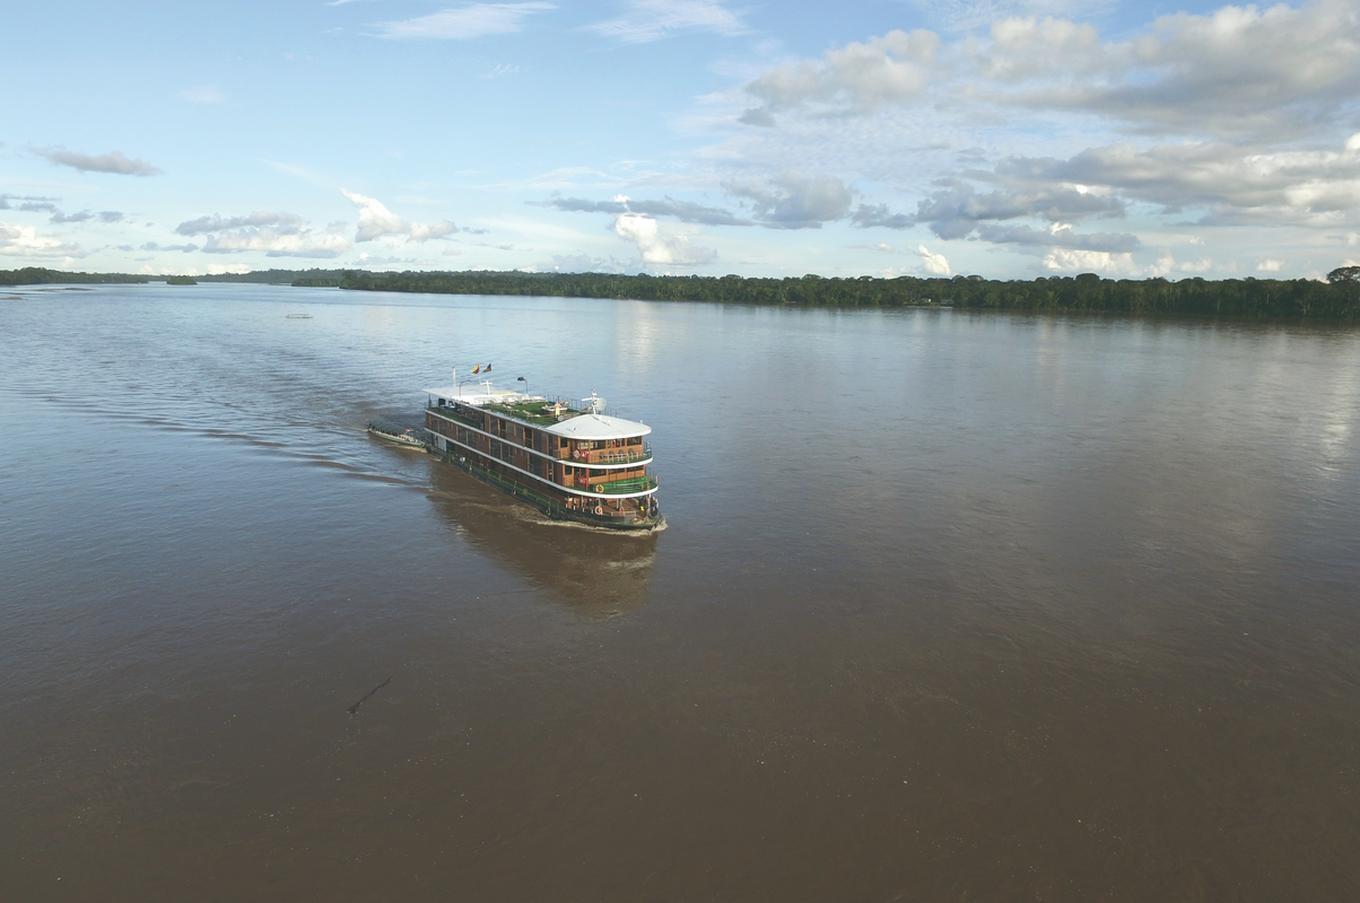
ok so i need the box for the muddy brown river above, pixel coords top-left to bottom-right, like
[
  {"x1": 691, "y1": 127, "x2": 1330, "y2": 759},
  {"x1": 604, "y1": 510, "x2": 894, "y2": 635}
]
[{"x1": 2, "y1": 283, "x2": 1358, "y2": 900}]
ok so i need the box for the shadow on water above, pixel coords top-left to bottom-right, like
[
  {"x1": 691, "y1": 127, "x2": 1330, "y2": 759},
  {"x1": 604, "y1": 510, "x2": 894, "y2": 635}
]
[{"x1": 422, "y1": 454, "x2": 657, "y2": 618}]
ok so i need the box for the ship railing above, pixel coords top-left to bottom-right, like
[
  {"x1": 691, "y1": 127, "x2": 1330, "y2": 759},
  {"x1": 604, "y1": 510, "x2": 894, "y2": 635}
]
[
  {"x1": 447, "y1": 451, "x2": 658, "y2": 524},
  {"x1": 581, "y1": 445, "x2": 652, "y2": 465},
  {"x1": 427, "y1": 405, "x2": 484, "y2": 430},
  {"x1": 589, "y1": 475, "x2": 658, "y2": 495}
]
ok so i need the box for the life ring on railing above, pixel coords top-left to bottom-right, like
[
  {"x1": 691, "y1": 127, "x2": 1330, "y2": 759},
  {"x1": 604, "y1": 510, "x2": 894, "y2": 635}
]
[
  {"x1": 595, "y1": 485, "x2": 604, "y2": 493},
  {"x1": 594, "y1": 505, "x2": 604, "y2": 516}
]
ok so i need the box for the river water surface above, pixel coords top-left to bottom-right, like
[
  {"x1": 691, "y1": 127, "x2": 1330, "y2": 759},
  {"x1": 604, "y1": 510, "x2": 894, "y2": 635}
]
[{"x1": 2, "y1": 284, "x2": 1359, "y2": 900}]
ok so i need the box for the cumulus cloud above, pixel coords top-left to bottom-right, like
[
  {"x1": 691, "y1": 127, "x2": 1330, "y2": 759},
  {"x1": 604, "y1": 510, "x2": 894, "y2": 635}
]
[
  {"x1": 0, "y1": 222, "x2": 83, "y2": 257},
  {"x1": 981, "y1": 16, "x2": 1103, "y2": 80},
  {"x1": 177, "y1": 211, "x2": 305, "y2": 235},
  {"x1": 724, "y1": 173, "x2": 855, "y2": 229},
  {"x1": 1256, "y1": 258, "x2": 1284, "y2": 272},
  {"x1": 538, "y1": 195, "x2": 751, "y2": 226},
  {"x1": 538, "y1": 252, "x2": 634, "y2": 273},
  {"x1": 916, "y1": 244, "x2": 951, "y2": 276},
  {"x1": 912, "y1": 182, "x2": 1125, "y2": 240},
  {"x1": 588, "y1": 0, "x2": 747, "y2": 44},
  {"x1": 612, "y1": 211, "x2": 715, "y2": 266},
  {"x1": 975, "y1": 222, "x2": 1140, "y2": 253},
  {"x1": 370, "y1": 2, "x2": 554, "y2": 40},
  {"x1": 735, "y1": 0, "x2": 1359, "y2": 143},
  {"x1": 177, "y1": 209, "x2": 351, "y2": 258},
  {"x1": 346, "y1": 190, "x2": 405, "y2": 240},
  {"x1": 202, "y1": 228, "x2": 351, "y2": 258},
  {"x1": 987, "y1": 0, "x2": 1360, "y2": 140},
  {"x1": 1043, "y1": 248, "x2": 1135, "y2": 274},
  {"x1": 1006, "y1": 134, "x2": 1360, "y2": 227},
  {"x1": 35, "y1": 147, "x2": 161, "y2": 176},
  {"x1": 742, "y1": 29, "x2": 939, "y2": 123},
  {"x1": 341, "y1": 189, "x2": 457, "y2": 242},
  {"x1": 851, "y1": 203, "x2": 914, "y2": 229}
]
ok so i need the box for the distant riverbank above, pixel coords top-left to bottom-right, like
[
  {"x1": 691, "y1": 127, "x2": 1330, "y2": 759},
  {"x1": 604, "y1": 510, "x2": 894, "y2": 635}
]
[{"x1": 5, "y1": 265, "x2": 1359, "y2": 318}]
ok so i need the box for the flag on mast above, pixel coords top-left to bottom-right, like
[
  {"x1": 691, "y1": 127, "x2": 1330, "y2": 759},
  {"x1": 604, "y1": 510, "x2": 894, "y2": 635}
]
[
  {"x1": 471, "y1": 364, "x2": 481, "y2": 374},
  {"x1": 484, "y1": 363, "x2": 492, "y2": 372}
]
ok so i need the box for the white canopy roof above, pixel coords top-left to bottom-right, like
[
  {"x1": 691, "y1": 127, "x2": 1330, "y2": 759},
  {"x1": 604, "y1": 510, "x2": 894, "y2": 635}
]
[
  {"x1": 424, "y1": 383, "x2": 538, "y2": 406},
  {"x1": 543, "y1": 413, "x2": 651, "y2": 441}
]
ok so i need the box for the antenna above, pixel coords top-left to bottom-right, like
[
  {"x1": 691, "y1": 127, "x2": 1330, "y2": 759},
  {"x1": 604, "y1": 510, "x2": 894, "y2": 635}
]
[{"x1": 582, "y1": 391, "x2": 607, "y2": 414}]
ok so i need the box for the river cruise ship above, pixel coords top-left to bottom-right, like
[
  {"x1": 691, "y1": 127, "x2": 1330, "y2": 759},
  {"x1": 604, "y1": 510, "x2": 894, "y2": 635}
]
[{"x1": 423, "y1": 373, "x2": 662, "y2": 531}]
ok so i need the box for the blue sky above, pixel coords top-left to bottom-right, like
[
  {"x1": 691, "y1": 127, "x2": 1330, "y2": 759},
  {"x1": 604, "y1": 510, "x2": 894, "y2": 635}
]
[{"x1": 3, "y1": 0, "x2": 1358, "y2": 278}]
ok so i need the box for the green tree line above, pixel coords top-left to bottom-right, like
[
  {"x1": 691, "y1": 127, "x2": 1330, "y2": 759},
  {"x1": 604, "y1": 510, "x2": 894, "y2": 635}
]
[
  {"x1": 0, "y1": 267, "x2": 149, "y2": 285},
  {"x1": 320, "y1": 267, "x2": 1360, "y2": 318},
  {"x1": 7, "y1": 265, "x2": 1360, "y2": 317}
]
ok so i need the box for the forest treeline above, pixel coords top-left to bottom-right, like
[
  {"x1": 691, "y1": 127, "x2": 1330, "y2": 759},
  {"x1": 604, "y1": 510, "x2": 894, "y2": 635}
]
[
  {"x1": 312, "y1": 267, "x2": 1360, "y2": 318},
  {"x1": 0, "y1": 267, "x2": 148, "y2": 285},
  {"x1": 6, "y1": 266, "x2": 1360, "y2": 317}
]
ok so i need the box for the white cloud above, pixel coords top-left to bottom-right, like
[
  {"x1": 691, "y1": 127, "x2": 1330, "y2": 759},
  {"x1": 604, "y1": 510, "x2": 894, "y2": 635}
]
[
  {"x1": 344, "y1": 189, "x2": 405, "y2": 240},
  {"x1": 175, "y1": 208, "x2": 354, "y2": 258},
  {"x1": 1256, "y1": 258, "x2": 1284, "y2": 272},
  {"x1": 981, "y1": 16, "x2": 1102, "y2": 79},
  {"x1": 1147, "y1": 253, "x2": 1176, "y2": 278},
  {"x1": 36, "y1": 146, "x2": 161, "y2": 176},
  {"x1": 341, "y1": 189, "x2": 457, "y2": 242},
  {"x1": 588, "y1": 0, "x2": 747, "y2": 44},
  {"x1": 737, "y1": 1, "x2": 1360, "y2": 142},
  {"x1": 202, "y1": 228, "x2": 351, "y2": 258},
  {"x1": 907, "y1": 181, "x2": 1126, "y2": 240},
  {"x1": 179, "y1": 85, "x2": 226, "y2": 104},
  {"x1": 990, "y1": 0, "x2": 1360, "y2": 140},
  {"x1": 910, "y1": 0, "x2": 1112, "y2": 34},
  {"x1": 1043, "y1": 248, "x2": 1135, "y2": 273},
  {"x1": 916, "y1": 244, "x2": 951, "y2": 275},
  {"x1": 0, "y1": 222, "x2": 83, "y2": 257},
  {"x1": 540, "y1": 194, "x2": 751, "y2": 226},
  {"x1": 537, "y1": 252, "x2": 634, "y2": 273},
  {"x1": 177, "y1": 211, "x2": 305, "y2": 236},
  {"x1": 1010, "y1": 135, "x2": 1360, "y2": 228},
  {"x1": 742, "y1": 29, "x2": 939, "y2": 122},
  {"x1": 370, "y1": 2, "x2": 554, "y2": 40},
  {"x1": 612, "y1": 212, "x2": 715, "y2": 265},
  {"x1": 724, "y1": 173, "x2": 855, "y2": 228},
  {"x1": 408, "y1": 221, "x2": 458, "y2": 241}
]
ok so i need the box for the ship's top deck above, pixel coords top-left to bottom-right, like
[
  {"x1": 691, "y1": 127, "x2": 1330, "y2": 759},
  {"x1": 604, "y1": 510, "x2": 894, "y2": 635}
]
[
  {"x1": 424, "y1": 379, "x2": 651, "y2": 440},
  {"x1": 543, "y1": 413, "x2": 651, "y2": 440}
]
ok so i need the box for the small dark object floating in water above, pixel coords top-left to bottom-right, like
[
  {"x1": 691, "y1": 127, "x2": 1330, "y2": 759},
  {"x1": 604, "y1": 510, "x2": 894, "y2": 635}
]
[
  {"x1": 347, "y1": 676, "x2": 393, "y2": 715},
  {"x1": 367, "y1": 423, "x2": 427, "y2": 450}
]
